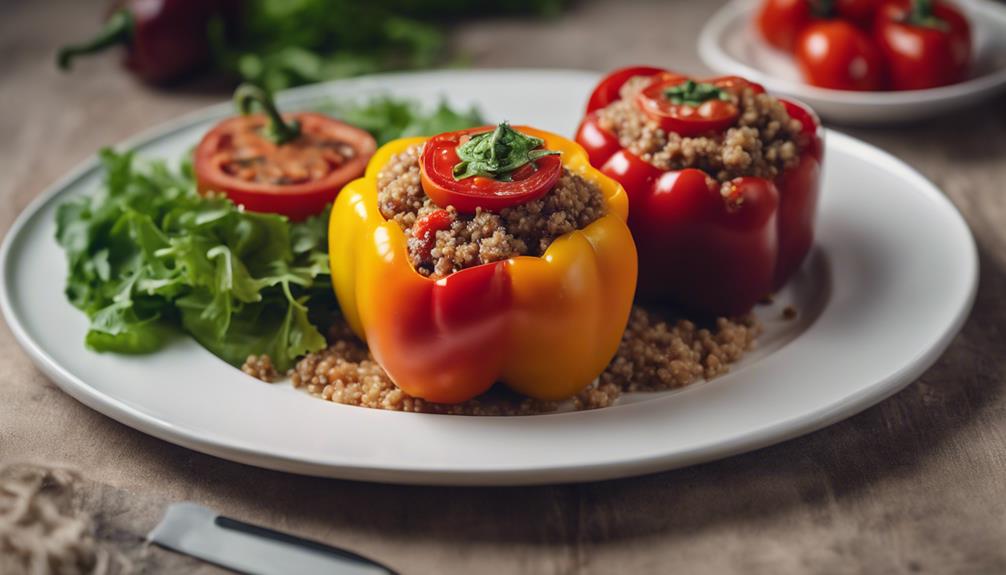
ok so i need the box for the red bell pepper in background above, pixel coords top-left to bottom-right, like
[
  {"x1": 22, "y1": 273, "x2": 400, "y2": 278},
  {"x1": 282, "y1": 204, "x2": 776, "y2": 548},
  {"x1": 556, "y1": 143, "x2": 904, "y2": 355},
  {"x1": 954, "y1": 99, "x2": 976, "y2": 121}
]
[
  {"x1": 57, "y1": 0, "x2": 223, "y2": 84},
  {"x1": 576, "y1": 67, "x2": 823, "y2": 316},
  {"x1": 873, "y1": 0, "x2": 971, "y2": 91}
]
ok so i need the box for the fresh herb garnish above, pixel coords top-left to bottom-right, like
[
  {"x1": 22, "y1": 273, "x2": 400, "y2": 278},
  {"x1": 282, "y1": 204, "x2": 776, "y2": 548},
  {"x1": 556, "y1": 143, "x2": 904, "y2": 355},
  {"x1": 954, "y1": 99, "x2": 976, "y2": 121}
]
[
  {"x1": 663, "y1": 80, "x2": 733, "y2": 106},
  {"x1": 452, "y1": 122, "x2": 559, "y2": 182}
]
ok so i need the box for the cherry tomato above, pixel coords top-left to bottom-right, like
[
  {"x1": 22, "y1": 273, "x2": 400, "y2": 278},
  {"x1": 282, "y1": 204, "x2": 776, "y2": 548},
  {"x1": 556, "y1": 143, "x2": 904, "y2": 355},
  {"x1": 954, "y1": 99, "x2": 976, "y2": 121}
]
[
  {"x1": 634, "y1": 76, "x2": 742, "y2": 137},
  {"x1": 195, "y1": 112, "x2": 376, "y2": 220},
  {"x1": 795, "y1": 20, "x2": 886, "y2": 90},
  {"x1": 420, "y1": 126, "x2": 563, "y2": 214},
  {"x1": 758, "y1": 0, "x2": 814, "y2": 52},
  {"x1": 585, "y1": 66, "x2": 667, "y2": 113},
  {"x1": 836, "y1": 0, "x2": 882, "y2": 25},
  {"x1": 874, "y1": 0, "x2": 971, "y2": 90}
]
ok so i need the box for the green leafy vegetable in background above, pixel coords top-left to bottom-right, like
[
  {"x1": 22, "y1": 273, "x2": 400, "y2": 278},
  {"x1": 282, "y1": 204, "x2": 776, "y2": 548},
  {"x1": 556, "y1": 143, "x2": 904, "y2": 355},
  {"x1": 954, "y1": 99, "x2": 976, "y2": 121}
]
[
  {"x1": 213, "y1": 0, "x2": 568, "y2": 92},
  {"x1": 56, "y1": 96, "x2": 484, "y2": 371},
  {"x1": 322, "y1": 97, "x2": 483, "y2": 145}
]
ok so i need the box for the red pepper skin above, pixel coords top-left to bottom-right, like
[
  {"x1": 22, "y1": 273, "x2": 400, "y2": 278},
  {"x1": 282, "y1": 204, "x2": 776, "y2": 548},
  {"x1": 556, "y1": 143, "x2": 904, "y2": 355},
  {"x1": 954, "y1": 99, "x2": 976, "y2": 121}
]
[
  {"x1": 612, "y1": 161, "x2": 780, "y2": 316},
  {"x1": 585, "y1": 66, "x2": 669, "y2": 113},
  {"x1": 58, "y1": 0, "x2": 218, "y2": 84},
  {"x1": 364, "y1": 259, "x2": 514, "y2": 404},
  {"x1": 873, "y1": 0, "x2": 971, "y2": 91},
  {"x1": 774, "y1": 100, "x2": 823, "y2": 287},
  {"x1": 576, "y1": 68, "x2": 824, "y2": 315},
  {"x1": 122, "y1": 0, "x2": 215, "y2": 83}
]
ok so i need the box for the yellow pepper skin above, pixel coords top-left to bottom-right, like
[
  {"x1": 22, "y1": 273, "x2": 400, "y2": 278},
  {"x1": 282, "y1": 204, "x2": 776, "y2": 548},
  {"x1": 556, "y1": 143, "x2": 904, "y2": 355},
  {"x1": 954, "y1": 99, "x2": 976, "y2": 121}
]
[{"x1": 329, "y1": 128, "x2": 636, "y2": 404}]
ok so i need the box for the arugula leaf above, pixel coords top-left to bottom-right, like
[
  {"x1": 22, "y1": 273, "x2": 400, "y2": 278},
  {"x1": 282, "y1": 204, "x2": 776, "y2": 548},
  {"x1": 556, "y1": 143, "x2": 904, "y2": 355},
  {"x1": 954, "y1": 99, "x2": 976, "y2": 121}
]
[{"x1": 56, "y1": 150, "x2": 332, "y2": 371}]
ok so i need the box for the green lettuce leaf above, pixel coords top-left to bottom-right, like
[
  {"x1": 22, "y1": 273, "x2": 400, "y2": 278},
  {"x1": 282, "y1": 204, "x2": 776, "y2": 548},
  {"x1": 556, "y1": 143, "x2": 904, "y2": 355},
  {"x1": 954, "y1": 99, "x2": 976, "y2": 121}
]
[{"x1": 55, "y1": 96, "x2": 483, "y2": 372}]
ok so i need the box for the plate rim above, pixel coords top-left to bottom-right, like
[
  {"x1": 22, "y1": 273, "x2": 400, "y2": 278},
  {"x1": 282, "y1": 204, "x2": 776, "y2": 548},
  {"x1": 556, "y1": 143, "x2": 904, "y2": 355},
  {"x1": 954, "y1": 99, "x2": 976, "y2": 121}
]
[
  {"x1": 698, "y1": 0, "x2": 1006, "y2": 107},
  {"x1": 0, "y1": 69, "x2": 979, "y2": 485}
]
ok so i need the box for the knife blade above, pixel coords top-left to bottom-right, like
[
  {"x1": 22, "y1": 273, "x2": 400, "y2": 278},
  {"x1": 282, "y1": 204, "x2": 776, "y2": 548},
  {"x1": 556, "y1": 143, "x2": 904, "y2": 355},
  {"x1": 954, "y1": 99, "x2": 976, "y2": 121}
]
[{"x1": 147, "y1": 502, "x2": 397, "y2": 575}]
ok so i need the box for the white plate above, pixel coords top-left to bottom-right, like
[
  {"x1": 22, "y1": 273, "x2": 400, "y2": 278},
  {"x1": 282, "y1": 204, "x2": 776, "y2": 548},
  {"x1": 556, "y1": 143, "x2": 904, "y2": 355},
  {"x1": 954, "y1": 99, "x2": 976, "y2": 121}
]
[
  {"x1": 699, "y1": 0, "x2": 1006, "y2": 124},
  {"x1": 0, "y1": 70, "x2": 977, "y2": 485}
]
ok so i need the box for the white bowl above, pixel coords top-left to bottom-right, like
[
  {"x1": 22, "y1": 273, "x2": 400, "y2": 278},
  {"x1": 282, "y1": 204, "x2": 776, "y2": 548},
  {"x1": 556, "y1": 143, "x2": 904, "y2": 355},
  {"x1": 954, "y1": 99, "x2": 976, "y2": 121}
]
[{"x1": 699, "y1": 0, "x2": 1006, "y2": 124}]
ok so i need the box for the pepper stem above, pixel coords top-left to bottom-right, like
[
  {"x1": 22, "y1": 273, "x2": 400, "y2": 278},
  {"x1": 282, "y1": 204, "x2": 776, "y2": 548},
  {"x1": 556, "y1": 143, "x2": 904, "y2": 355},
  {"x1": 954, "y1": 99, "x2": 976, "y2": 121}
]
[
  {"x1": 233, "y1": 83, "x2": 301, "y2": 146},
  {"x1": 57, "y1": 10, "x2": 133, "y2": 71}
]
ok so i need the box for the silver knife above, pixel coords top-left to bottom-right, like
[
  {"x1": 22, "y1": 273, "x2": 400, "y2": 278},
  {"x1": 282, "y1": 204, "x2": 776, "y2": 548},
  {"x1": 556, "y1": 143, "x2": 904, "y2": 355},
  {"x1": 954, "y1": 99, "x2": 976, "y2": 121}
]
[{"x1": 148, "y1": 502, "x2": 397, "y2": 575}]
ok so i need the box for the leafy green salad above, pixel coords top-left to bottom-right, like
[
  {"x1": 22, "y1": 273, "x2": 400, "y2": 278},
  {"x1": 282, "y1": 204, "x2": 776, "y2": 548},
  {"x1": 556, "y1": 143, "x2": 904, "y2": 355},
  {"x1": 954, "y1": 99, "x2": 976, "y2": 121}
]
[{"x1": 56, "y1": 96, "x2": 483, "y2": 372}]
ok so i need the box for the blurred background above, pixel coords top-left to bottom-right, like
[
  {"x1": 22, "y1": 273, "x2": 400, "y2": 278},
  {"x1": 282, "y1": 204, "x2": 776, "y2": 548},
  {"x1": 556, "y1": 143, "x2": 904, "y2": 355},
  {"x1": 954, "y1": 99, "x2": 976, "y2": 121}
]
[
  {"x1": 0, "y1": 0, "x2": 730, "y2": 211},
  {"x1": 0, "y1": 0, "x2": 744, "y2": 215}
]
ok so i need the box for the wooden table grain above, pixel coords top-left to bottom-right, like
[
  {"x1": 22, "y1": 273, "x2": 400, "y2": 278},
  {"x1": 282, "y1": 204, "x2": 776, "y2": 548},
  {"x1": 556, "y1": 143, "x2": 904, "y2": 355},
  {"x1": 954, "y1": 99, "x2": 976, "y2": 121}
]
[{"x1": 2, "y1": 0, "x2": 1006, "y2": 573}]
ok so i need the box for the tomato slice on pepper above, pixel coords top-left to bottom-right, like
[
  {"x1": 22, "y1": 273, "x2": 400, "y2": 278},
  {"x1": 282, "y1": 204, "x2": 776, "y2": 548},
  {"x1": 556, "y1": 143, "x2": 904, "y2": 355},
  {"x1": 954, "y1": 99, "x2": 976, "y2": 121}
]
[
  {"x1": 420, "y1": 125, "x2": 563, "y2": 214},
  {"x1": 634, "y1": 76, "x2": 742, "y2": 137},
  {"x1": 194, "y1": 85, "x2": 376, "y2": 221},
  {"x1": 585, "y1": 66, "x2": 667, "y2": 113}
]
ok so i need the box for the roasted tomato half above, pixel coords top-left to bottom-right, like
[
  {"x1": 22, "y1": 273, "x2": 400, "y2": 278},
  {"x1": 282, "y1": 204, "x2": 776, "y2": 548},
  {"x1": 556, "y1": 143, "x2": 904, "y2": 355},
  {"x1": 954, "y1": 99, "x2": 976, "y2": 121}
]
[{"x1": 195, "y1": 85, "x2": 376, "y2": 220}]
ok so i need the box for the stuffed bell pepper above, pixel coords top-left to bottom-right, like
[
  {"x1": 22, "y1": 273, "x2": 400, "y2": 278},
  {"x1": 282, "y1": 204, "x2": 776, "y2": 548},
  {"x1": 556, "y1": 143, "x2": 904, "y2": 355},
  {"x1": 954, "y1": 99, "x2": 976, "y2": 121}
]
[
  {"x1": 576, "y1": 67, "x2": 823, "y2": 316},
  {"x1": 329, "y1": 122, "x2": 637, "y2": 404}
]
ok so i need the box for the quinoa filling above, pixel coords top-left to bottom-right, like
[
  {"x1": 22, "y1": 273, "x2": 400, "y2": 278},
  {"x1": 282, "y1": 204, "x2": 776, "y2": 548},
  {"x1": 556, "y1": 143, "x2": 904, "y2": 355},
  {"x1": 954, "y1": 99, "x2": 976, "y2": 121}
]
[
  {"x1": 255, "y1": 306, "x2": 761, "y2": 415},
  {"x1": 376, "y1": 144, "x2": 606, "y2": 279},
  {"x1": 595, "y1": 76, "x2": 806, "y2": 187}
]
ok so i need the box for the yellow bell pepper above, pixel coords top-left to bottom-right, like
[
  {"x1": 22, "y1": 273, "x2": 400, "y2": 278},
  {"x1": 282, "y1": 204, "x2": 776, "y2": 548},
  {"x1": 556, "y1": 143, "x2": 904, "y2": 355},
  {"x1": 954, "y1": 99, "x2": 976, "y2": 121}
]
[{"x1": 329, "y1": 127, "x2": 636, "y2": 404}]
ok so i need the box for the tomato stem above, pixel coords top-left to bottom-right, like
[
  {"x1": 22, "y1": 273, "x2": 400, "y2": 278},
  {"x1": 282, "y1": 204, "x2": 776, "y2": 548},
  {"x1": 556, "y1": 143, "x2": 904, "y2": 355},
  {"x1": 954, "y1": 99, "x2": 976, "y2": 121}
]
[
  {"x1": 809, "y1": 0, "x2": 835, "y2": 18},
  {"x1": 57, "y1": 10, "x2": 132, "y2": 71},
  {"x1": 234, "y1": 83, "x2": 302, "y2": 146},
  {"x1": 906, "y1": 0, "x2": 948, "y2": 29}
]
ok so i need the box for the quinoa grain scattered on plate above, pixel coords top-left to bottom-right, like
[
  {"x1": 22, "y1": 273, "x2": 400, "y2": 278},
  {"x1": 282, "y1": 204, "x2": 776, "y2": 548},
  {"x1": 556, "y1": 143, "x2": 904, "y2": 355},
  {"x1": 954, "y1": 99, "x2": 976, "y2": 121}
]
[
  {"x1": 241, "y1": 354, "x2": 278, "y2": 383},
  {"x1": 274, "y1": 307, "x2": 761, "y2": 415},
  {"x1": 377, "y1": 144, "x2": 607, "y2": 279}
]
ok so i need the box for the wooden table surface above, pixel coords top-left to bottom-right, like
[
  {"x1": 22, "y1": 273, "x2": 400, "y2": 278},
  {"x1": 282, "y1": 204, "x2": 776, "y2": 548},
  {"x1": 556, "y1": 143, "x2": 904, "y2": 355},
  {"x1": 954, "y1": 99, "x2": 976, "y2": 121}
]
[{"x1": 3, "y1": 0, "x2": 1006, "y2": 573}]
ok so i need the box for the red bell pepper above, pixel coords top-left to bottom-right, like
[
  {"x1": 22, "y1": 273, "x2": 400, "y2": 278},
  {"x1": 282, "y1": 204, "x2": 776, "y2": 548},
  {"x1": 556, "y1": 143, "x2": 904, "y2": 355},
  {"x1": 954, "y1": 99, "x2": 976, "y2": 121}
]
[
  {"x1": 576, "y1": 67, "x2": 823, "y2": 316},
  {"x1": 57, "y1": 0, "x2": 225, "y2": 84}
]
